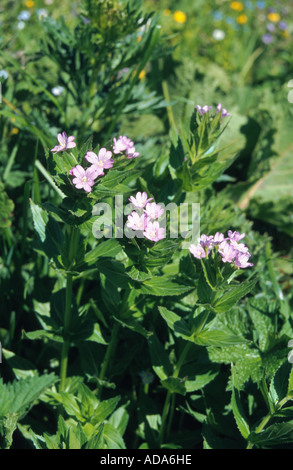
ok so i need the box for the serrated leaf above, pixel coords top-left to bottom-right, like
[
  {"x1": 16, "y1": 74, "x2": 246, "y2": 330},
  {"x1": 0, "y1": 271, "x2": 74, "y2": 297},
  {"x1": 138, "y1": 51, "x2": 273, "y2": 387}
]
[
  {"x1": 212, "y1": 279, "x2": 256, "y2": 313},
  {"x1": 231, "y1": 387, "x2": 250, "y2": 439},
  {"x1": 249, "y1": 422, "x2": 293, "y2": 447}
]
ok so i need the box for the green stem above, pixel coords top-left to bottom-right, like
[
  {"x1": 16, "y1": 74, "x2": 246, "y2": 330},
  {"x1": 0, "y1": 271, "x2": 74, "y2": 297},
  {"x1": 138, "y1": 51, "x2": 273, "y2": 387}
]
[
  {"x1": 159, "y1": 342, "x2": 192, "y2": 446},
  {"x1": 98, "y1": 321, "x2": 120, "y2": 399},
  {"x1": 159, "y1": 390, "x2": 172, "y2": 447},
  {"x1": 59, "y1": 272, "x2": 73, "y2": 392},
  {"x1": 161, "y1": 79, "x2": 177, "y2": 131}
]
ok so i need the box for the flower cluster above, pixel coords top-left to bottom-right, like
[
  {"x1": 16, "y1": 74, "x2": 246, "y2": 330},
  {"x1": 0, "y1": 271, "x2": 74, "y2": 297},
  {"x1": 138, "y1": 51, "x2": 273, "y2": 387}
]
[
  {"x1": 50, "y1": 131, "x2": 139, "y2": 193},
  {"x1": 113, "y1": 135, "x2": 140, "y2": 159},
  {"x1": 189, "y1": 230, "x2": 253, "y2": 269},
  {"x1": 127, "y1": 192, "x2": 165, "y2": 242},
  {"x1": 196, "y1": 103, "x2": 230, "y2": 118},
  {"x1": 261, "y1": 7, "x2": 289, "y2": 44}
]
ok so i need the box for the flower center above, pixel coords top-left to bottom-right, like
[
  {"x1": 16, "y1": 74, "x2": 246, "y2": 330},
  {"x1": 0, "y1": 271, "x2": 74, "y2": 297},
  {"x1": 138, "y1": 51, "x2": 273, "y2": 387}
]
[{"x1": 81, "y1": 176, "x2": 87, "y2": 183}]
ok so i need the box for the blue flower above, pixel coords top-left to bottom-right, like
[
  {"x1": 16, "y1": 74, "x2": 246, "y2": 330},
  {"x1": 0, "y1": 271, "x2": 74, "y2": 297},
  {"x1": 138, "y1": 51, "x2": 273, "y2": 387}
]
[{"x1": 17, "y1": 11, "x2": 31, "y2": 21}]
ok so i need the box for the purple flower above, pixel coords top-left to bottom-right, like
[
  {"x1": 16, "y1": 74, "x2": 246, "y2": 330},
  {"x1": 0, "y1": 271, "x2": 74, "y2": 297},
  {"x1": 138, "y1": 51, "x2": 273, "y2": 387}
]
[
  {"x1": 213, "y1": 232, "x2": 226, "y2": 245},
  {"x1": 266, "y1": 23, "x2": 275, "y2": 32},
  {"x1": 216, "y1": 103, "x2": 230, "y2": 117},
  {"x1": 196, "y1": 105, "x2": 212, "y2": 115},
  {"x1": 198, "y1": 234, "x2": 214, "y2": 250},
  {"x1": 189, "y1": 243, "x2": 207, "y2": 259},
  {"x1": 218, "y1": 241, "x2": 237, "y2": 263},
  {"x1": 144, "y1": 202, "x2": 165, "y2": 220},
  {"x1": 230, "y1": 240, "x2": 249, "y2": 253},
  {"x1": 234, "y1": 252, "x2": 254, "y2": 268},
  {"x1": 262, "y1": 33, "x2": 274, "y2": 44},
  {"x1": 69, "y1": 165, "x2": 98, "y2": 192},
  {"x1": 278, "y1": 21, "x2": 287, "y2": 30},
  {"x1": 51, "y1": 131, "x2": 76, "y2": 153},
  {"x1": 85, "y1": 148, "x2": 114, "y2": 176},
  {"x1": 129, "y1": 192, "x2": 153, "y2": 210},
  {"x1": 143, "y1": 220, "x2": 165, "y2": 242},
  {"x1": 113, "y1": 135, "x2": 140, "y2": 159},
  {"x1": 126, "y1": 211, "x2": 148, "y2": 231},
  {"x1": 227, "y1": 231, "x2": 245, "y2": 242}
]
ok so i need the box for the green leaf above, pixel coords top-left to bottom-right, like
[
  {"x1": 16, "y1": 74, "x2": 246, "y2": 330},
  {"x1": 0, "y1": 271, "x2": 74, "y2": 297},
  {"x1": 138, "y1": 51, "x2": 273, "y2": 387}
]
[
  {"x1": 30, "y1": 199, "x2": 49, "y2": 243},
  {"x1": 103, "y1": 422, "x2": 126, "y2": 449},
  {"x1": 91, "y1": 396, "x2": 121, "y2": 426},
  {"x1": 161, "y1": 377, "x2": 186, "y2": 396},
  {"x1": 0, "y1": 413, "x2": 18, "y2": 449},
  {"x1": 96, "y1": 259, "x2": 131, "y2": 289},
  {"x1": 231, "y1": 387, "x2": 250, "y2": 439},
  {"x1": 269, "y1": 361, "x2": 292, "y2": 407},
  {"x1": 212, "y1": 280, "x2": 256, "y2": 313},
  {"x1": 194, "y1": 328, "x2": 248, "y2": 347},
  {"x1": 139, "y1": 276, "x2": 193, "y2": 297},
  {"x1": 158, "y1": 306, "x2": 193, "y2": 340},
  {"x1": 249, "y1": 422, "x2": 293, "y2": 447},
  {"x1": 113, "y1": 316, "x2": 152, "y2": 339},
  {"x1": 84, "y1": 239, "x2": 122, "y2": 265},
  {"x1": 0, "y1": 374, "x2": 57, "y2": 419},
  {"x1": 148, "y1": 333, "x2": 173, "y2": 381}
]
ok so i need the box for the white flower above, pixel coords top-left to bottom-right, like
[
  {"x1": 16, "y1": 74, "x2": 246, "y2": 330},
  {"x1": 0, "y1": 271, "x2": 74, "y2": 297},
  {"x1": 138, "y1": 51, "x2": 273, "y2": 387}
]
[
  {"x1": 17, "y1": 21, "x2": 26, "y2": 30},
  {"x1": 212, "y1": 29, "x2": 226, "y2": 41},
  {"x1": 51, "y1": 86, "x2": 64, "y2": 96},
  {"x1": 0, "y1": 70, "x2": 9, "y2": 80}
]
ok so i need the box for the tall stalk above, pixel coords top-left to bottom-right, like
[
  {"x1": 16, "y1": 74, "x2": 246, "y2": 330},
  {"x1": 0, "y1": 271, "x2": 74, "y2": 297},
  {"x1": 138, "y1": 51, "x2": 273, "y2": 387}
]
[
  {"x1": 59, "y1": 272, "x2": 73, "y2": 392},
  {"x1": 158, "y1": 341, "x2": 192, "y2": 447}
]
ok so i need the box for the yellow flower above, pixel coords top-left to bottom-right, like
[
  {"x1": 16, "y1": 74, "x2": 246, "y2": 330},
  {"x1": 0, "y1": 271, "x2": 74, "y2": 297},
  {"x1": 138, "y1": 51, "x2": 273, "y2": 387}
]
[
  {"x1": 25, "y1": 0, "x2": 34, "y2": 7},
  {"x1": 173, "y1": 10, "x2": 187, "y2": 24},
  {"x1": 230, "y1": 1, "x2": 244, "y2": 12},
  {"x1": 138, "y1": 69, "x2": 146, "y2": 80},
  {"x1": 282, "y1": 30, "x2": 290, "y2": 38},
  {"x1": 237, "y1": 14, "x2": 247, "y2": 24},
  {"x1": 267, "y1": 12, "x2": 281, "y2": 23},
  {"x1": 137, "y1": 35, "x2": 142, "y2": 42},
  {"x1": 11, "y1": 127, "x2": 19, "y2": 135}
]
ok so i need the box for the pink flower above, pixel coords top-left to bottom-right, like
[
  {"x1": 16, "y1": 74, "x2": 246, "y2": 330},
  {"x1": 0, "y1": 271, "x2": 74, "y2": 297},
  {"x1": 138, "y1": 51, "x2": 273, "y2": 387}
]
[
  {"x1": 113, "y1": 136, "x2": 132, "y2": 154},
  {"x1": 113, "y1": 135, "x2": 140, "y2": 159},
  {"x1": 69, "y1": 165, "x2": 98, "y2": 192},
  {"x1": 234, "y1": 252, "x2": 254, "y2": 269},
  {"x1": 218, "y1": 240, "x2": 237, "y2": 263},
  {"x1": 227, "y1": 231, "x2": 245, "y2": 242},
  {"x1": 216, "y1": 103, "x2": 230, "y2": 118},
  {"x1": 85, "y1": 148, "x2": 114, "y2": 176},
  {"x1": 143, "y1": 220, "x2": 165, "y2": 242},
  {"x1": 230, "y1": 240, "x2": 249, "y2": 253},
  {"x1": 213, "y1": 232, "x2": 226, "y2": 245},
  {"x1": 51, "y1": 131, "x2": 76, "y2": 153},
  {"x1": 189, "y1": 243, "x2": 207, "y2": 259},
  {"x1": 198, "y1": 234, "x2": 214, "y2": 249},
  {"x1": 196, "y1": 105, "x2": 212, "y2": 115},
  {"x1": 144, "y1": 202, "x2": 165, "y2": 220},
  {"x1": 129, "y1": 192, "x2": 153, "y2": 209},
  {"x1": 126, "y1": 211, "x2": 148, "y2": 231}
]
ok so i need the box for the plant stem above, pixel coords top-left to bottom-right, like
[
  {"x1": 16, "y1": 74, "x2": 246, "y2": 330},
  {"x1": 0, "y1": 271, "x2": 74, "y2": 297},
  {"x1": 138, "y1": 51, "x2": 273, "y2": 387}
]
[
  {"x1": 98, "y1": 321, "x2": 120, "y2": 400},
  {"x1": 159, "y1": 342, "x2": 192, "y2": 446},
  {"x1": 59, "y1": 272, "x2": 73, "y2": 392}
]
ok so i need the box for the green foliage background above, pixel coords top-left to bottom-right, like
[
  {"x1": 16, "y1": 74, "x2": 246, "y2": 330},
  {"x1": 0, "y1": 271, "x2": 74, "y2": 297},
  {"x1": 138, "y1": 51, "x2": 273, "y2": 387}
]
[{"x1": 1, "y1": 0, "x2": 293, "y2": 449}]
